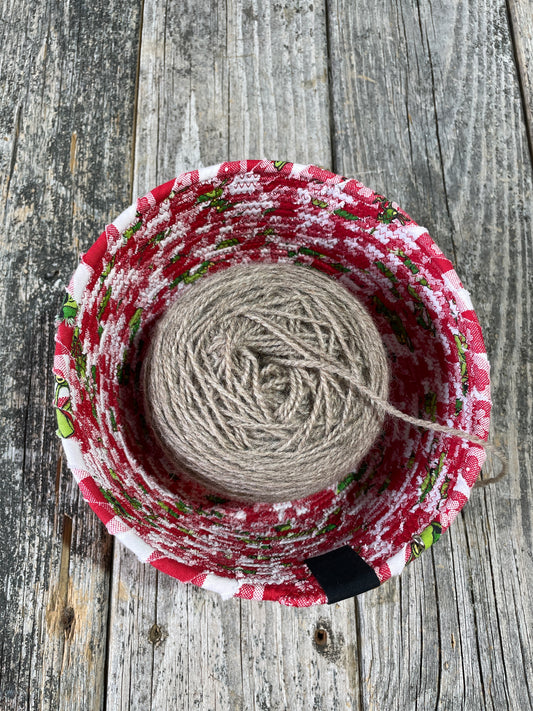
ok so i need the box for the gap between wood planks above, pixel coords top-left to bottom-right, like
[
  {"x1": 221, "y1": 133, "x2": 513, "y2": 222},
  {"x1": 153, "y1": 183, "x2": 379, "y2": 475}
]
[
  {"x1": 100, "y1": 6, "x2": 145, "y2": 710},
  {"x1": 506, "y1": 0, "x2": 533, "y2": 170}
]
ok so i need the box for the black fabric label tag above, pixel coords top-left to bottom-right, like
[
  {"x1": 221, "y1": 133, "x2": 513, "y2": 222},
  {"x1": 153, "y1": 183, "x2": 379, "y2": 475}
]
[{"x1": 304, "y1": 545, "x2": 381, "y2": 603}]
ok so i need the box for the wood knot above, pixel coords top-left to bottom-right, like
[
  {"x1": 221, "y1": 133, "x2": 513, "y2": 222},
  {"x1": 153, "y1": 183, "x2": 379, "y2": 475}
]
[
  {"x1": 148, "y1": 623, "x2": 163, "y2": 646},
  {"x1": 60, "y1": 606, "x2": 75, "y2": 636}
]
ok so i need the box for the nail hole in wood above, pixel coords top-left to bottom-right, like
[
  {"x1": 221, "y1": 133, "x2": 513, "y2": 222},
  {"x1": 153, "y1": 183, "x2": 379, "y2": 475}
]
[
  {"x1": 314, "y1": 627, "x2": 328, "y2": 646},
  {"x1": 60, "y1": 606, "x2": 75, "y2": 636}
]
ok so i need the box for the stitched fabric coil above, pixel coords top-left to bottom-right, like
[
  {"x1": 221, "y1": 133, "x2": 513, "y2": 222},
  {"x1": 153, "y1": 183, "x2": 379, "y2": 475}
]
[
  {"x1": 142, "y1": 262, "x2": 390, "y2": 502},
  {"x1": 53, "y1": 161, "x2": 502, "y2": 606}
]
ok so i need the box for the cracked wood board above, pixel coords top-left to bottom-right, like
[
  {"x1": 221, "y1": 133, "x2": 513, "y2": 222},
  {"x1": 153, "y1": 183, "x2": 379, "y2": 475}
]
[
  {"x1": 0, "y1": 2, "x2": 141, "y2": 709},
  {"x1": 327, "y1": 0, "x2": 533, "y2": 708}
]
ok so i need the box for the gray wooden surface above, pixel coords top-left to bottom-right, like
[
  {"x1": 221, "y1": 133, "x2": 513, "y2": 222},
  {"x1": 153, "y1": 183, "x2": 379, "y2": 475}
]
[{"x1": 1, "y1": 1, "x2": 532, "y2": 709}]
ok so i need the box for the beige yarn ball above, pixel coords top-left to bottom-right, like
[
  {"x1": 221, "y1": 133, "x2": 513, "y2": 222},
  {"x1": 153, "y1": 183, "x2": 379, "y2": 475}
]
[{"x1": 142, "y1": 262, "x2": 390, "y2": 503}]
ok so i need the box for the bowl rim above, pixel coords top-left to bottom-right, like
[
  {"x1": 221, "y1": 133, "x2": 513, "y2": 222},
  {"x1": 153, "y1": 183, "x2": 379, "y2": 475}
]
[{"x1": 53, "y1": 159, "x2": 491, "y2": 607}]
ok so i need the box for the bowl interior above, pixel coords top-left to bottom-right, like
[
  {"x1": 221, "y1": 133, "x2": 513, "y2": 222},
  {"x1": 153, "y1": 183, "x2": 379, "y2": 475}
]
[{"x1": 64, "y1": 164, "x2": 487, "y2": 594}]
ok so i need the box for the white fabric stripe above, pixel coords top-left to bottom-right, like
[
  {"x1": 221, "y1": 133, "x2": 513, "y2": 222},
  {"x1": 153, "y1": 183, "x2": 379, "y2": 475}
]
[
  {"x1": 53, "y1": 353, "x2": 71, "y2": 377},
  {"x1": 71, "y1": 262, "x2": 92, "y2": 304},
  {"x1": 70, "y1": 467, "x2": 92, "y2": 485},
  {"x1": 404, "y1": 224, "x2": 429, "y2": 240},
  {"x1": 115, "y1": 530, "x2": 155, "y2": 562},
  {"x1": 454, "y1": 472, "x2": 473, "y2": 498},
  {"x1": 197, "y1": 164, "x2": 221, "y2": 183},
  {"x1": 387, "y1": 547, "x2": 408, "y2": 577},
  {"x1": 202, "y1": 574, "x2": 241, "y2": 600},
  {"x1": 112, "y1": 203, "x2": 137, "y2": 233},
  {"x1": 61, "y1": 437, "x2": 86, "y2": 471},
  {"x1": 290, "y1": 163, "x2": 309, "y2": 177},
  {"x1": 105, "y1": 516, "x2": 131, "y2": 535}
]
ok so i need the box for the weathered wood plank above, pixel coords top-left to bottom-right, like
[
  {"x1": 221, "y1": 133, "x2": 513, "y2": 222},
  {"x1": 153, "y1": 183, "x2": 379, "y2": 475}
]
[
  {"x1": 0, "y1": 2, "x2": 142, "y2": 709},
  {"x1": 238, "y1": 601, "x2": 360, "y2": 710},
  {"x1": 105, "y1": 2, "x2": 362, "y2": 710},
  {"x1": 225, "y1": 0, "x2": 332, "y2": 164},
  {"x1": 327, "y1": 0, "x2": 533, "y2": 708}
]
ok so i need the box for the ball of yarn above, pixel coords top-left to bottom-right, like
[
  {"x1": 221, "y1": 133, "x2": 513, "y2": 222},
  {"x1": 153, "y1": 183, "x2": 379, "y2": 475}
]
[{"x1": 142, "y1": 262, "x2": 390, "y2": 502}]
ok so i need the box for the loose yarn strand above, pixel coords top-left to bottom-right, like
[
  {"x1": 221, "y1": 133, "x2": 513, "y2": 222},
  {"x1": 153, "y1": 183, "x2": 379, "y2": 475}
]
[
  {"x1": 143, "y1": 262, "x2": 507, "y2": 501},
  {"x1": 344, "y1": 378, "x2": 509, "y2": 487},
  {"x1": 278, "y1": 345, "x2": 509, "y2": 487}
]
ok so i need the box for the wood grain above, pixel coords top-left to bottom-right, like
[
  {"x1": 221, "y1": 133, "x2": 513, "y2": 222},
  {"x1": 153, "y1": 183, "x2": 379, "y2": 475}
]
[
  {"x1": 1, "y1": 0, "x2": 532, "y2": 708},
  {"x1": 327, "y1": 0, "x2": 533, "y2": 708},
  {"x1": 0, "y1": 2, "x2": 141, "y2": 709}
]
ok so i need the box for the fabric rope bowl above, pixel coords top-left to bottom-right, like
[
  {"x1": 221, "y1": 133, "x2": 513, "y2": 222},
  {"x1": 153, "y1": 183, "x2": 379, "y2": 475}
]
[{"x1": 53, "y1": 160, "x2": 493, "y2": 607}]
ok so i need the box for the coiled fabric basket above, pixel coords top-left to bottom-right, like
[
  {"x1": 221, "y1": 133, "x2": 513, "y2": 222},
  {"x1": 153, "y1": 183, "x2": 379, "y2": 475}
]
[{"x1": 53, "y1": 160, "x2": 491, "y2": 607}]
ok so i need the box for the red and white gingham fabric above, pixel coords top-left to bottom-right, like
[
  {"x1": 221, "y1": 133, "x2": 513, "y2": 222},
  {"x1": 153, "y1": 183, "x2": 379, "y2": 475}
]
[{"x1": 53, "y1": 160, "x2": 491, "y2": 607}]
